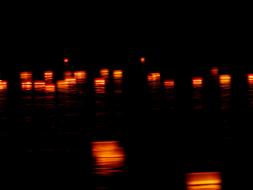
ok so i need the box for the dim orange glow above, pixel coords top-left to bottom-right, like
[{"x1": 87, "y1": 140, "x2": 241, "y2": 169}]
[
  {"x1": 74, "y1": 71, "x2": 87, "y2": 80},
  {"x1": 113, "y1": 70, "x2": 123, "y2": 79},
  {"x1": 45, "y1": 84, "x2": 56, "y2": 92},
  {"x1": 64, "y1": 71, "x2": 73, "y2": 79},
  {"x1": 20, "y1": 72, "x2": 32, "y2": 81},
  {"x1": 140, "y1": 57, "x2": 145, "y2": 64},
  {"x1": 44, "y1": 71, "x2": 53, "y2": 83},
  {"x1": 186, "y1": 172, "x2": 221, "y2": 190},
  {"x1": 92, "y1": 141, "x2": 125, "y2": 176},
  {"x1": 57, "y1": 80, "x2": 69, "y2": 91},
  {"x1": 248, "y1": 74, "x2": 253, "y2": 84},
  {"x1": 164, "y1": 79, "x2": 174, "y2": 88},
  {"x1": 211, "y1": 67, "x2": 219, "y2": 76},
  {"x1": 147, "y1": 72, "x2": 161, "y2": 82},
  {"x1": 100, "y1": 68, "x2": 109, "y2": 78},
  {"x1": 34, "y1": 81, "x2": 45, "y2": 91},
  {"x1": 21, "y1": 81, "x2": 33, "y2": 91},
  {"x1": 64, "y1": 58, "x2": 69, "y2": 63},
  {"x1": 0, "y1": 80, "x2": 7, "y2": 90},
  {"x1": 192, "y1": 77, "x2": 203, "y2": 87},
  {"x1": 219, "y1": 74, "x2": 231, "y2": 85}
]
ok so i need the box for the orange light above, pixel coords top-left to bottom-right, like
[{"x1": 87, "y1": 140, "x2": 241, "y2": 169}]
[
  {"x1": 211, "y1": 67, "x2": 219, "y2": 76},
  {"x1": 140, "y1": 57, "x2": 145, "y2": 64},
  {"x1": 0, "y1": 80, "x2": 7, "y2": 90},
  {"x1": 44, "y1": 71, "x2": 54, "y2": 83},
  {"x1": 92, "y1": 141, "x2": 125, "y2": 176},
  {"x1": 94, "y1": 78, "x2": 106, "y2": 94},
  {"x1": 21, "y1": 81, "x2": 33, "y2": 91},
  {"x1": 65, "y1": 77, "x2": 76, "y2": 85},
  {"x1": 20, "y1": 72, "x2": 32, "y2": 81},
  {"x1": 64, "y1": 71, "x2": 73, "y2": 79},
  {"x1": 164, "y1": 79, "x2": 174, "y2": 88},
  {"x1": 34, "y1": 81, "x2": 45, "y2": 91},
  {"x1": 45, "y1": 84, "x2": 56, "y2": 92},
  {"x1": 147, "y1": 72, "x2": 160, "y2": 82},
  {"x1": 186, "y1": 172, "x2": 221, "y2": 190},
  {"x1": 219, "y1": 74, "x2": 231, "y2": 85},
  {"x1": 100, "y1": 68, "x2": 109, "y2": 78},
  {"x1": 64, "y1": 58, "x2": 69, "y2": 63},
  {"x1": 74, "y1": 71, "x2": 87, "y2": 80},
  {"x1": 192, "y1": 77, "x2": 203, "y2": 87},
  {"x1": 57, "y1": 80, "x2": 68, "y2": 91},
  {"x1": 248, "y1": 74, "x2": 253, "y2": 84},
  {"x1": 94, "y1": 78, "x2": 106, "y2": 86},
  {"x1": 113, "y1": 70, "x2": 123, "y2": 79}
]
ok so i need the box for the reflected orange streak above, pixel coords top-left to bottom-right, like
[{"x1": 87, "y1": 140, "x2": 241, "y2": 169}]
[
  {"x1": 95, "y1": 78, "x2": 106, "y2": 86},
  {"x1": 34, "y1": 81, "x2": 45, "y2": 90},
  {"x1": 164, "y1": 79, "x2": 174, "y2": 88},
  {"x1": 219, "y1": 74, "x2": 231, "y2": 85},
  {"x1": 20, "y1": 72, "x2": 32, "y2": 81},
  {"x1": 64, "y1": 71, "x2": 73, "y2": 78},
  {"x1": 140, "y1": 57, "x2": 145, "y2": 64},
  {"x1": 187, "y1": 184, "x2": 221, "y2": 190},
  {"x1": 92, "y1": 141, "x2": 125, "y2": 176},
  {"x1": 113, "y1": 70, "x2": 123, "y2": 79},
  {"x1": 211, "y1": 67, "x2": 219, "y2": 76},
  {"x1": 100, "y1": 68, "x2": 109, "y2": 78},
  {"x1": 187, "y1": 172, "x2": 221, "y2": 186},
  {"x1": 0, "y1": 80, "x2": 7, "y2": 90},
  {"x1": 45, "y1": 84, "x2": 56, "y2": 92},
  {"x1": 192, "y1": 77, "x2": 203, "y2": 87},
  {"x1": 65, "y1": 77, "x2": 76, "y2": 85},
  {"x1": 21, "y1": 82, "x2": 33, "y2": 91},
  {"x1": 44, "y1": 71, "x2": 54, "y2": 82},
  {"x1": 147, "y1": 72, "x2": 160, "y2": 82},
  {"x1": 74, "y1": 71, "x2": 87, "y2": 80},
  {"x1": 248, "y1": 74, "x2": 253, "y2": 84}
]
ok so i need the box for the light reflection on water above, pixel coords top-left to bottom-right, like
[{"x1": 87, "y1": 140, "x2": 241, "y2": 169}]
[
  {"x1": 192, "y1": 77, "x2": 203, "y2": 110},
  {"x1": 219, "y1": 74, "x2": 231, "y2": 111}
]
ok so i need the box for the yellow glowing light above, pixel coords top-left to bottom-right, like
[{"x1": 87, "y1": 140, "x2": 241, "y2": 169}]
[
  {"x1": 44, "y1": 71, "x2": 54, "y2": 83},
  {"x1": 45, "y1": 84, "x2": 56, "y2": 92},
  {"x1": 0, "y1": 80, "x2": 7, "y2": 90},
  {"x1": 186, "y1": 172, "x2": 221, "y2": 190},
  {"x1": 95, "y1": 78, "x2": 106, "y2": 86},
  {"x1": 164, "y1": 79, "x2": 174, "y2": 88},
  {"x1": 113, "y1": 70, "x2": 123, "y2": 79},
  {"x1": 219, "y1": 74, "x2": 231, "y2": 85},
  {"x1": 100, "y1": 68, "x2": 109, "y2": 78},
  {"x1": 248, "y1": 74, "x2": 253, "y2": 84},
  {"x1": 140, "y1": 57, "x2": 145, "y2": 64},
  {"x1": 211, "y1": 67, "x2": 219, "y2": 76},
  {"x1": 21, "y1": 81, "x2": 33, "y2": 91},
  {"x1": 74, "y1": 71, "x2": 87, "y2": 80},
  {"x1": 20, "y1": 72, "x2": 32, "y2": 81},
  {"x1": 147, "y1": 72, "x2": 160, "y2": 82},
  {"x1": 34, "y1": 81, "x2": 45, "y2": 91},
  {"x1": 92, "y1": 141, "x2": 125, "y2": 176},
  {"x1": 192, "y1": 77, "x2": 203, "y2": 87}
]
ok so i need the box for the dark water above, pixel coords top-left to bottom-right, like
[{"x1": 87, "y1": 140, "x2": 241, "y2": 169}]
[{"x1": 1, "y1": 64, "x2": 248, "y2": 189}]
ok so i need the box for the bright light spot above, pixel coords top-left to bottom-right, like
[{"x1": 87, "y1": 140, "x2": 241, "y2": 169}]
[
  {"x1": 140, "y1": 57, "x2": 145, "y2": 64},
  {"x1": 164, "y1": 79, "x2": 174, "y2": 88},
  {"x1": 20, "y1": 72, "x2": 32, "y2": 82},
  {"x1": 219, "y1": 74, "x2": 231, "y2": 85},
  {"x1": 74, "y1": 71, "x2": 87, "y2": 80},
  {"x1": 44, "y1": 71, "x2": 54, "y2": 83},
  {"x1": 64, "y1": 58, "x2": 69, "y2": 63},
  {"x1": 147, "y1": 72, "x2": 160, "y2": 82},
  {"x1": 192, "y1": 77, "x2": 203, "y2": 87},
  {"x1": 0, "y1": 80, "x2": 7, "y2": 91},
  {"x1": 65, "y1": 77, "x2": 76, "y2": 85},
  {"x1": 21, "y1": 81, "x2": 33, "y2": 91},
  {"x1": 94, "y1": 78, "x2": 106, "y2": 94},
  {"x1": 100, "y1": 68, "x2": 109, "y2": 78},
  {"x1": 92, "y1": 141, "x2": 125, "y2": 176},
  {"x1": 113, "y1": 70, "x2": 123, "y2": 79},
  {"x1": 211, "y1": 67, "x2": 219, "y2": 76},
  {"x1": 248, "y1": 74, "x2": 253, "y2": 85},
  {"x1": 34, "y1": 81, "x2": 45, "y2": 91},
  {"x1": 45, "y1": 84, "x2": 56, "y2": 92},
  {"x1": 186, "y1": 172, "x2": 221, "y2": 190}
]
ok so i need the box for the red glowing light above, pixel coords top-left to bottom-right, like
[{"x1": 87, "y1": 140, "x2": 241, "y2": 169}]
[
  {"x1": 64, "y1": 58, "x2": 69, "y2": 63},
  {"x1": 140, "y1": 57, "x2": 145, "y2": 64}
]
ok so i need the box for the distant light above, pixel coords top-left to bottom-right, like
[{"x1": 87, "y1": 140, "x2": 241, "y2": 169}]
[
  {"x1": 219, "y1": 74, "x2": 231, "y2": 85},
  {"x1": 248, "y1": 74, "x2": 253, "y2": 84},
  {"x1": 211, "y1": 67, "x2": 219, "y2": 76},
  {"x1": 20, "y1": 72, "x2": 32, "y2": 82},
  {"x1": 94, "y1": 78, "x2": 106, "y2": 86},
  {"x1": 74, "y1": 71, "x2": 87, "y2": 81},
  {"x1": 100, "y1": 68, "x2": 109, "y2": 78},
  {"x1": 44, "y1": 71, "x2": 54, "y2": 83},
  {"x1": 140, "y1": 57, "x2": 145, "y2": 64},
  {"x1": 147, "y1": 72, "x2": 160, "y2": 82},
  {"x1": 21, "y1": 81, "x2": 33, "y2": 91},
  {"x1": 0, "y1": 80, "x2": 8, "y2": 90},
  {"x1": 64, "y1": 58, "x2": 69, "y2": 63},
  {"x1": 113, "y1": 70, "x2": 123, "y2": 79},
  {"x1": 34, "y1": 81, "x2": 45, "y2": 91},
  {"x1": 192, "y1": 77, "x2": 203, "y2": 87},
  {"x1": 164, "y1": 79, "x2": 174, "y2": 88},
  {"x1": 45, "y1": 84, "x2": 56, "y2": 92}
]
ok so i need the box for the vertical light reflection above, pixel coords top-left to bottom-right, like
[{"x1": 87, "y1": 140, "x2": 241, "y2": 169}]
[
  {"x1": 94, "y1": 78, "x2": 106, "y2": 94},
  {"x1": 0, "y1": 80, "x2": 7, "y2": 91},
  {"x1": 192, "y1": 77, "x2": 203, "y2": 110},
  {"x1": 100, "y1": 68, "x2": 109, "y2": 79},
  {"x1": 186, "y1": 172, "x2": 222, "y2": 190},
  {"x1": 247, "y1": 74, "x2": 253, "y2": 107},
  {"x1": 45, "y1": 84, "x2": 56, "y2": 93},
  {"x1": 21, "y1": 81, "x2": 33, "y2": 91},
  {"x1": 219, "y1": 74, "x2": 231, "y2": 111},
  {"x1": 163, "y1": 79, "x2": 174, "y2": 89},
  {"x1": 92, "y1": 141, "x2": 125, "y2": 176},
  {"x1": 192, "y1": 77, "x2": 203, "y2": 88},
  {"x1": 20, "y1": 72, "x2": 32, "y2": 81},
  {"x1": 74, "y1": 71, "x2": 87, "y2": 82},
  {"x1": 163, "y1": 79, "x2": 175, "y2": 110},
  {"x1": 113, "y1": 70, "x2": 123, "y2": 80},
  {"x1": 112, "y1": 70, "x2": 123, "y2": 94},
  {"x1": 44, "y1": 71, "x2": 54, "y2": 83},
  {"x1": 34, "y1": 81, "x2": 45, "y2": 91}
]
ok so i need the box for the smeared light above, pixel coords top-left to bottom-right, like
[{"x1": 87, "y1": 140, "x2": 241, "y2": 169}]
[
  {"x1": 64, "y1": 71, "x2": 73, "y2": 79},
  {"x1": 64, "y1": 58, "x2": 69, "y2": 63},
  {"x1": 147, "y1": 72, "x2": 160, "y2": 82},
  {"x1": 219, "y1": 74, "x2": 231, "y2": 85},
  {"x1": 192, "y1": 77, "x2": 203, "y2": 87},
  {"x1": 211, "y1": 67, "x2": 219, "y2": 76},
  {"x1": 248, "y1": 74, "x2": 253, "y2": 84},
  {"x1": 100, "y1": 68, "x2": 109, "y2": 78},
  {"x1": 65, "y1": 77, "x2": 76, "y2": 85},
  {"x1": 164, "y1": 79, "x2": 174, "y2": 88},
  {"x1": 21, "y1": 81, "x2": 33, "y2": 91},
  {"x1": 44, "y1": 71, "x2": 54, "y2": 83},
  {"x1": 140, "y1": 57, "x2": 145, "y2": 64},
  {"x1": 94, "y1": 78, "x2": 106, "y2": 94},
  {"x1": 113, "y1": 70, "x2": 123, "y2": 79},
  {"x1": 57, "y1": 80, "x2": 68, "y2": 91},
  {"x1": 34, "y1": 81, "x2": 45, "y2": 91},
  {"x1": 186, "y1": 172, "x2": 221, "y2": 190},
  {"x1": 0, "y1": 80, "x2": 7, "y2": 90},
  {"x1": 45, "y1": 84, "x2": 56, "y2": 92},
  {"x1": 92, "y1": 141, "x2": 125, "y2": 176},
  {"x1": 74, "y1": 71, "x2": 87, "y2": 80},
  {"x1": 20, "y1": 72, "x2": 32, "y2": 81}
]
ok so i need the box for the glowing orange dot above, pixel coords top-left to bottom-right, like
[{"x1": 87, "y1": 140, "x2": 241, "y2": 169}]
[
  {"x1": 192, "y1": 77, "x2": 203, "y2": 87},
  {"x1": 140, "y1": 57, "x2": 145, "y2": 64},
  {"x1": 64, "y1": 58, "x2": 69, "y2": 63}
]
